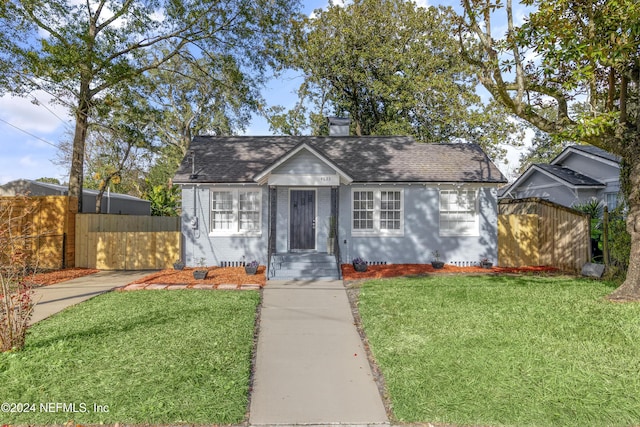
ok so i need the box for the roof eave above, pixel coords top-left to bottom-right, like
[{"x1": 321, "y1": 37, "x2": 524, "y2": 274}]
[
  {"x1": 510, "y1": 164, "x2": 605, "y2": 193},
  {"x1": 551, "y1": 146, "x2": 621, "y2": 168}
]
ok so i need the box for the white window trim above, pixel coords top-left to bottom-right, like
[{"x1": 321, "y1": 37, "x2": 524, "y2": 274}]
[
  {"x1": 210, "y1": 188, "x2": 262, "y2": 237},
  {"x1": 439, "y1": 188, "x2": 480, "y2": 237},
  {"x1": 351, "y1": 188, "x2": 404, "y2": 237}
]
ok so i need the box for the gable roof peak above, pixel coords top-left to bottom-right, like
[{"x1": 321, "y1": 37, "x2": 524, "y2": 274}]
[{"x1": 552, "y1": 144, "x2": 621, "y2": 166}]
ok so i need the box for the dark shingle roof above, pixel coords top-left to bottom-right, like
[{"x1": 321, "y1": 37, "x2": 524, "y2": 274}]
[
  {"x1": 173, "y1": 136, "x2": 507, "y2": 184},
  {"x1": 561, "y1": 145, "x2": 621, "y2": 164},
  {"x1": 535, "y1": 164, "x2": 605, "y2": 186}
]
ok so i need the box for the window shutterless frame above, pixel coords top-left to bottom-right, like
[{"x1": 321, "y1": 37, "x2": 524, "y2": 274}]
[
  {"x1": 439, "y1": 188, "x2": 479, "y2": 237},
  {"x1": 351, "y1": 188, "x2": 404, "y2": 237},
  {"x1": 209, "y1": 188, "x2": 262, "y2": 236}
]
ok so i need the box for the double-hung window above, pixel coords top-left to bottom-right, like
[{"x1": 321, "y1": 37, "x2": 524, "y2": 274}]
[
  {"x1": 210, "y1": 188, "x2": 261, "y2": 235},
  {"x1": 352, "y1": 189, "x2": 404, "y2": 236},
  {"x1": 439, "y1": 189, "x2": 478, "y2": 236}
]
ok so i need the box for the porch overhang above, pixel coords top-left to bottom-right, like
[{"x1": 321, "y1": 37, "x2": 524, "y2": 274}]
[
  {"x1": 253, "y1": 143, "x2": 353, "y2": 186},
  {"x1": 266, "y1": 174, "x2": 341, "y2": 186}
]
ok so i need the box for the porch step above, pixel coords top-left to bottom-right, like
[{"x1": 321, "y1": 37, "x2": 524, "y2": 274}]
[{"x1": 270, "y1": 252, "x2": 341, "y2": 281}]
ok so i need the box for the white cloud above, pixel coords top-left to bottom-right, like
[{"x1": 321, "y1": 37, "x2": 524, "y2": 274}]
[
  {"x1": 19, "y1": 155, "x2": 38, "y2": 167},
  {"x1": 0, "y1": 92, "x2": 71, "y2": 134}
]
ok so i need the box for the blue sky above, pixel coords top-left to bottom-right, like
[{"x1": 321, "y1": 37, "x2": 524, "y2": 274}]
[{"x1": 0, "y1": 0, "x2": 526, "y2": 186}]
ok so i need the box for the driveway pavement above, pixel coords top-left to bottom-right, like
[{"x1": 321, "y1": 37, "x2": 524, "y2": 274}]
[
  {"x1": 250, "y1": 280, "x2": 389, "y2": 425},
  {"x1": 30, "y1": 270, "x2": 153, "y2": 324}
]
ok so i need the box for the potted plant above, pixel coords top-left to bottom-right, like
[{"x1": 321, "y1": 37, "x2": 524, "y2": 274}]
[
  {"x1": 431, "y1": 250, "x2": 445, "y2": 269},
  {"x1": 173, "y1": 259, "x2": 185, "y2": 270},
  {"x1": 352, "y1": 257, "x2": 368, "y2": 272},
  {"x1": 480, "y1": 257, "x2": 493, "y2": 269},
  {"x1": 327, "y1": 216, "x2": 336, "y2": 255},
  {"x1": 245, "y1": 260, "x2": 258, "y2": 275},
  {"x1": 193, "y1": 258, "x2": 208, "y2": 280}
]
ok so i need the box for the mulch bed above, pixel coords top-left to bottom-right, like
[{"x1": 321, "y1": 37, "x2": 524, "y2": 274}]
[
  {"x1": 27, "y1": 264, "x2": 559, "y2": 290},
  {"x1": 27, "y1": 268, "x2": 100, "y2": 286},
  {"x1": 341, "y1": 263, "x2": 560, "y2": 281},
  {"x1": 127, "y1": 266, "x2": 267, "y2": 287}
]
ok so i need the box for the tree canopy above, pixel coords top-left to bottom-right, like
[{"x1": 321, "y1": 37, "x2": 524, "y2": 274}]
[
  {"x1": 459, "y1": 0, "x2": 640, "y2": 300},
  {"x1": 142, "y1": 53, "x2": 262, "y2": 189},
  {"x1": 0, "y1": 0, "x2": 301, "y2": 211},
  {"x1": 267, "y1": 0, "x2": 521, "y2": 161}
]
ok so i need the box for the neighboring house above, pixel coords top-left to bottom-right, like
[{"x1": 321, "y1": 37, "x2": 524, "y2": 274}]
[
  {"x1": 173, "y1": 132, "x2": 507, "y2": 279},
  {"x1": 0, "y1": 179, "x2": 151, "y2": 215},
  {"x1": 500, "y1": 145, "x2": 621, "y2": 211}
]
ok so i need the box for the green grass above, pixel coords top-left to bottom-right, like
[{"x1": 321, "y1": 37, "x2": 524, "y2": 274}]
[
  {"x1": 0, "y1": 290, "x2": 259, "y2": 425},
  {"x1": 358, "y1": 275, "x2": 640, "y2": 427}
]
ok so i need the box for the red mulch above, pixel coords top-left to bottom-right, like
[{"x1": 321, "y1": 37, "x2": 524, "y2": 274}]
[
  {"x1": 26, "y1": 264, "x2": 558, "y2": 288},
  {"x1": 341, "y1": 263, "x2": 560, "y2": 281},
  {"x1": 27, "y1": 268, "x2": 100, "y2": 286},
  {"x1": 129, "y1": 266, "x2": 267, "y2": 287}
]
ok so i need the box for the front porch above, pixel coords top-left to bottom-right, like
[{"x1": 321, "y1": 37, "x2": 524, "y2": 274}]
[{"x1": 266, "y1": 186, "x2": 342, "y2": 280}]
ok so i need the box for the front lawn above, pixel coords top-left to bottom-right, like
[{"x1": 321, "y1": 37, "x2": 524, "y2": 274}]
[
  {"x1": 358, "y1": 275, "x2": 640, "y2": 427},
  {"x1": 0, "y1": 290, "x2": 259, "y2": 425}
]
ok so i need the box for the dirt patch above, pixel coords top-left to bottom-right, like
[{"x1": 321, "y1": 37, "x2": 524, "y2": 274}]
[
  {"x1": 129, "y1": 266, "x2": 266, "y2": 287},
  {"x1": 27, "y1": 268, "x2": 100, "y2": 286},
  {"x1": 342, "y1": 263, "x2": 560, "y2": 281}
]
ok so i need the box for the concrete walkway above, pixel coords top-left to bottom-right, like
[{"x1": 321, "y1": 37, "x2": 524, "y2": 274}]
[
  {"x1": 250, "y1": 280, "x2": 389, "y2": 425},
  {"x1": 30, "y1": 270, "x2": 153, "y2": 324}
]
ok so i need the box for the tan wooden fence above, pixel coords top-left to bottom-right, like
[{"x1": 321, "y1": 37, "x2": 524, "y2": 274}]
[
  {"x1": 498, "y1": 198, "x2": 590, "y2": 272},
  {"x1": 75, "y1": 214, "x2": 181, "y2": 270},
  {"x1": 0, "y1": 196, "x2": 77, "y2": 269}
]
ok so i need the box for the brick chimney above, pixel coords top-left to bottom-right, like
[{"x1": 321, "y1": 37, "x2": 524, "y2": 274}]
[{"x1": 327, "y1": 117, "x2": 350, "y2": 136}]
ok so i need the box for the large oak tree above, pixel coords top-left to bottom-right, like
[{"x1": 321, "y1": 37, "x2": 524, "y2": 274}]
[
  {"x1": 0, "y1": 0, "x2": 299, "y2": 211},
  {"x1": 459, "y1": 0, "x2": 640, "y2": 300},
  {"x1": 268, "y1": 0, "x2": 521, "y2": 160}
]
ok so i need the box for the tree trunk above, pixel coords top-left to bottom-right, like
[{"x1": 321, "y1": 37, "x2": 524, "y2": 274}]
[
  {"x1": 68, "y1": 79, "x2": 91, "y2": 213},
  {"x1": 95, "y1": 186, "x2": 104, "y2": 214},
  {"x1": 608, "y1": 159, "x2": 640, "y2": 301}
]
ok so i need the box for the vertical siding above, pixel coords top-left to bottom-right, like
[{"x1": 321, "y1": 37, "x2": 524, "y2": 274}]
[
  {"x1": 498, "y1": 198, "x2": 590, "y2": 272},
  {"x1": 0, "y1": 195, "x2": 76, "y2": 269},
  {"x1": 74, "y1": 214, "x2": 180, "y2": 270},
  {"x1": 498, "y1": 214, "x2": 539, "y2": 266}
]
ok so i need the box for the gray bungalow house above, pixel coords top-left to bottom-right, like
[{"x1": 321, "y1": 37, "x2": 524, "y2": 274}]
[
  {"x1": 500, "y1": 145, "x2": 621, "y2": 211},
  {"x1": 173, "y1": 135, "x2": 507, "y2": 279}
]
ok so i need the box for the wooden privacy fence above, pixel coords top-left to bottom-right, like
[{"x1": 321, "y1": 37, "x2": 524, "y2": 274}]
[
  {"x1": 0, "y1": 196, "x2": 77, "y2": 269},
  {"x1": 498, "y1": 198, "x2": 590, "y2": 272},
  {"x1": 75, "y1": 214, "x2": 181, "y2": 270}
]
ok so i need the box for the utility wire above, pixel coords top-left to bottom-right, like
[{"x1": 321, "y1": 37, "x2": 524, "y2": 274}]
[
  {"x1": 31, "y1": 97, "x2": 72, "y2": 129},
  {"x1": 0, "y1": 117, "x2": 59, "y2": 148}
]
